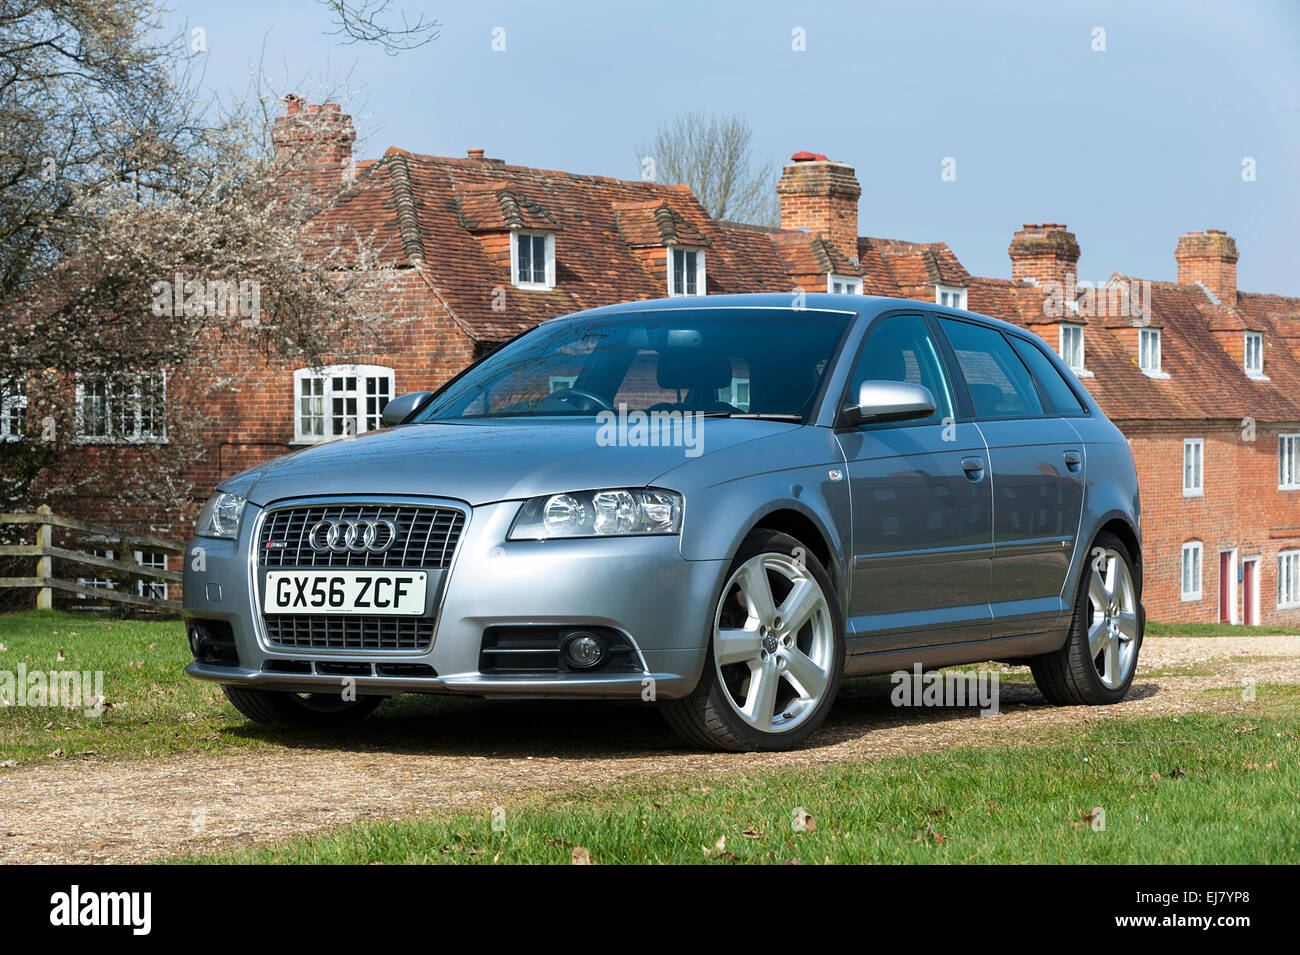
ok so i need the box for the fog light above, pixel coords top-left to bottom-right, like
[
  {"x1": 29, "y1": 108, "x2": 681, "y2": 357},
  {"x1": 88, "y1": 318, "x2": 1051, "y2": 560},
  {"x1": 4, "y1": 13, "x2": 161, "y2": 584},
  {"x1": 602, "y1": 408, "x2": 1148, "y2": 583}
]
[{"x1": 561, "y1": 631, "x2": 606, "y2": 669}]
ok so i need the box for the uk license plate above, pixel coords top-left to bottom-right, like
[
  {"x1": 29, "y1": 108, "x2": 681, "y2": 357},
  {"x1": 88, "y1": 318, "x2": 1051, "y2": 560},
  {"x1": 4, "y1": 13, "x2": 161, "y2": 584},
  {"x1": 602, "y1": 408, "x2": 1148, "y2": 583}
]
[{"x1": 263, "y1": 570, "x2": 428, "y2": 615}]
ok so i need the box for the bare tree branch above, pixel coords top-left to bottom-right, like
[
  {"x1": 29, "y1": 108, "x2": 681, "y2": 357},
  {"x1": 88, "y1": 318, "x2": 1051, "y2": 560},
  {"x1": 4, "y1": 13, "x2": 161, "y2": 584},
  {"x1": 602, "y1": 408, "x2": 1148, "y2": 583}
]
[{"x1": 318, "y1": 0, "x2": 440, "y2": 55}]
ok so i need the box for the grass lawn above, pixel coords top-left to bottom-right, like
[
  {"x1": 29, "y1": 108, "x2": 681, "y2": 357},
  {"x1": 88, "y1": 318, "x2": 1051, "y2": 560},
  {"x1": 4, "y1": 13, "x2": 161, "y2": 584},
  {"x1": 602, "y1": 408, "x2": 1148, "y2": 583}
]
[
  {"x1": 183, "y1": 687, "x2": 1300, "y2": 865},
  {"x1": 0, "y1": 610, "x2": 460, "y2": 764},
  {"x1": 1145, "y1": 621, "x2": 1299, "y2": 638}
]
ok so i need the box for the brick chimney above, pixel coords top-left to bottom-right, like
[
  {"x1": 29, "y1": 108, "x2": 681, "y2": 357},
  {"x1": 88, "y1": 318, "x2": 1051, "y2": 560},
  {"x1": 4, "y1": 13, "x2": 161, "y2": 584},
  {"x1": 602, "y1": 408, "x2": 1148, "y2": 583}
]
[
  {"x1": 1008, "y1": 223, "x2": 1080, "y2": 290},
  {"x1": 1176, "y1": 229, "x2": 1238, "y2": 307},
  {"x1": 776, "y1": 152, "x2": 861, "y2": 265},
  {"x1": 271, "y1": 95, "x2": 356, "y2": 199}
]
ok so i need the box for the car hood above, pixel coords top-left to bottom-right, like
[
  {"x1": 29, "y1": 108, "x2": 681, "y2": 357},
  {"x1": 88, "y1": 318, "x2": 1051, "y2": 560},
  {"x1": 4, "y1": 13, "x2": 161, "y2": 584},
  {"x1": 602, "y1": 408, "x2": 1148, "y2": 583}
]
[{"x1": 237, "y1": 418, "x2": 800, "y2": 507}]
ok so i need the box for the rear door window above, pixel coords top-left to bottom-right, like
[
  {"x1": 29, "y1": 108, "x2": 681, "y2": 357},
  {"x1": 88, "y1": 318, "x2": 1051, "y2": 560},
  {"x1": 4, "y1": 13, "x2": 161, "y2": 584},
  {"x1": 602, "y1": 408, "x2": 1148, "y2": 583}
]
[
  {"x1": 938, "y1": 318, "x2": 1044, "y2": 419},
  {"x1": 1007, "y1": 335, "x2": 1087, "y2": 414}
]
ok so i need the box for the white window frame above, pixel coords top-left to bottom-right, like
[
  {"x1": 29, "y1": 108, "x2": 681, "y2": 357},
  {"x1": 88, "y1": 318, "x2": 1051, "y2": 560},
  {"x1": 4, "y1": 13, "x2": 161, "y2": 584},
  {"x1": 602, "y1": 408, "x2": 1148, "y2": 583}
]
[
  {"x1": 75, "y1": 372, "x2": 167, "y2": 444},
  {"x1": 828, "y1": 274, "x2": 862, "y2": 295},
  {"x1": 509, "y1": 230, "x2": 556, "y2": 290},
  {"x1": 1183, "y1": 437, "x2": 1204, "y2": 497},
  {"x1": 1279, "y1": 550, "x2": 1300, "y2": 609},
  {"x1": 667, "y1": 247, "x2": 706, "y2": 297},
  {"x1": 720, "y1": 377, "x2": 751, "y2": 411},
  {"x1": 1279, "y1": 433, "x2": 1300, "y2": 491},
  {"x1": 548, "y1": 374, "x2": 578, "y2": 393},
  {"x1": 293, "y1": 364, "x2": 395, "y2": 444},
  {"x1": 935, "y1": 285, "x2": 967, "y2": 310},
  {"x1": 1, "y1": 377, "x2": 26, "y2": 442},
  {"x1": 1059, "y1": 323, "x2": 1089, "y2": 376},
  {"x1": 133, "y1": 549, "x2": 168, "y2": 601},
  {"x1": 77, "y1": 542, "x2": 115, "y2": 600},
  {"x1": 1181, "y1": 541, "x2": 1203, "y2": 601},
  {"x1": 1138, "y1": 328, "x2": 1168, "y2": 378},
  {"x1": 1244, "y1": 331, "x2": 1265, "y2": 378}
]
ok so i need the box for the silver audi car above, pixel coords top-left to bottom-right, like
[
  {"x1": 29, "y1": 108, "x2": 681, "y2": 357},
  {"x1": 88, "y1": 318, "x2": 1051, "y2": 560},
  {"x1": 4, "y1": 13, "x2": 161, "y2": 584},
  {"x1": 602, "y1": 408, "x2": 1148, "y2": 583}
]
[{"x1": 183, "y1": 294, "x2": 1143, "y2": 751}]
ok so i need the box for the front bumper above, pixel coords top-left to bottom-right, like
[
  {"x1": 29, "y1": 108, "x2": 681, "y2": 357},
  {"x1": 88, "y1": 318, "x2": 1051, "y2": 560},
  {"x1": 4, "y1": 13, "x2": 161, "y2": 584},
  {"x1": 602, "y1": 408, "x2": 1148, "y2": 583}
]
[{"x1": 183, "y1": 496, "x2": 724, "y2": 700}]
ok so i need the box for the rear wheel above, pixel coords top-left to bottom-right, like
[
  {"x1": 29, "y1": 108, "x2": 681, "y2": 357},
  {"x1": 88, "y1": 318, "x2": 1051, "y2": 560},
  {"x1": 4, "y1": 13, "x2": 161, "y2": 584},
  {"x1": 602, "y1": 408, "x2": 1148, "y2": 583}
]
[
  {"x1": 664, "y1": 529, "x2": 844, "y2": 751},
  {"x1": 1031, "y1": 531, "x2": 1142, "y2": 705},
  {"x1": 221, "y1": 685, "x2": 384, "y2": 726}
]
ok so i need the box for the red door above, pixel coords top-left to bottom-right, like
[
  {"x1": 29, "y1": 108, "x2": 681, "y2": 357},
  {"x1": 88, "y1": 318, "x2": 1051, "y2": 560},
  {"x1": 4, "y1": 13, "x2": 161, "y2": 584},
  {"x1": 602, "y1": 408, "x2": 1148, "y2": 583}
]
[
  {"x1": 1243, "y1": 560, "x2": 1259, "y2": 626},
  {"x1": 1220, "y1": 552, "x2": 1232, "y2": 623}
]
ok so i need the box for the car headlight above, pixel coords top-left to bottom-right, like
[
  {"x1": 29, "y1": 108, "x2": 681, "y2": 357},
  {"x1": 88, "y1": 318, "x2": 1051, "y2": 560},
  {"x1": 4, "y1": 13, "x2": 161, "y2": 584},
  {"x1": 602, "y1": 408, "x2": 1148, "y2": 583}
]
[
  {"x1": 508, "y1": 488, "x2": 683, "y2": 540},
  {"x1": 195, "y1": 491, "x2": 247, "y2": 540}
]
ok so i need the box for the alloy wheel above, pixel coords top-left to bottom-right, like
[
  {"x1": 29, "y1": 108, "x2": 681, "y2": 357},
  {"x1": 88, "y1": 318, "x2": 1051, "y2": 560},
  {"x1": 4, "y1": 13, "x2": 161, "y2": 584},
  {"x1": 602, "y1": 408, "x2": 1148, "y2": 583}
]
[
  {"x1": 1087, "y1": 547, "x2": 1139, "y2": 689},
  {"x1": 713, "y1": 552, "x2": 834, "y2": 734}
]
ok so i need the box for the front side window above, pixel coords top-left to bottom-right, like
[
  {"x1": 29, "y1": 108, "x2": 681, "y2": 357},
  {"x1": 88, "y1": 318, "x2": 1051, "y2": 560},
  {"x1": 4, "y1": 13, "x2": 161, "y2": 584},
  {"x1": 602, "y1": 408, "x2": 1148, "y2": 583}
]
[
  {"x1": 76, "y1": 372, "x2": 166, "y2": 443},
  {"x1": 940, "y1": 318, "x2": 1044, "y2": 419},
  {"x1": 1183, "y1": 438, "x2": 1204, "y2": 497},
  {"x1": 416, "y1": 308, "x2": 852, "y2": 423},
  {"x1": 294, "y1": 365, "x2": 394, "y2": 442},
  {"x1": 1181, "y1": 541, "x2": 1203, "y2": 600},
  {"x1": 668, "y1": 248, "x2": 706, "y2": 297},
  {"x1": 1060, "y1": 323, "x2": 1085, "y2": 371},
  {"x1": 1139, "y1": 328, "x2": 1162, "y2": 374},
  {"x1": 1, "y1": 377, "x2": 26, "y2": 441},
  {"x1": 1280, "y1": 550, "x2": 1300, "y2": 608},
  {"x1": 935, "y1": 285, "x2": 967, "y2": 310},
  {"x1": 1245, "y1": 332, "x2": 1264, "y2": 376},
  {"x1": 829, "y1": 274, "x2": 862, "y2": 295},
  {"x1": 511, "y1": 231, "x2": 554, "y2": 289},
  {"x1": 846, "y1": 314, "x2": 954, "y2": 427},
  {"x1": 1279, "y1": 434, "x2": 1300, "y2": 490}
]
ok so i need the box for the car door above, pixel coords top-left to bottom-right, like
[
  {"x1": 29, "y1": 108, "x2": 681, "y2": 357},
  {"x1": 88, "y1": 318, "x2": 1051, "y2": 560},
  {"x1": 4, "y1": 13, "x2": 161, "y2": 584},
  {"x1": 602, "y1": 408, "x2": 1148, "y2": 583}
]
[
  {"x1": 835, "y1": 312, "x2": 993, "y2": 654},
  {"x1": 935, "y1": 317, "x2": 1086, "y2": 638}
]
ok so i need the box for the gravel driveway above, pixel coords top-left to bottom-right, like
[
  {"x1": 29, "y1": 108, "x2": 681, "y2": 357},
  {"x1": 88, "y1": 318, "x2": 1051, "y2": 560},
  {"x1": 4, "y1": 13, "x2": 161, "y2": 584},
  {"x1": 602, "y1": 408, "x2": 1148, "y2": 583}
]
[{"x1": 1, "y1": 635, "x2": 1295, "y2": 863}]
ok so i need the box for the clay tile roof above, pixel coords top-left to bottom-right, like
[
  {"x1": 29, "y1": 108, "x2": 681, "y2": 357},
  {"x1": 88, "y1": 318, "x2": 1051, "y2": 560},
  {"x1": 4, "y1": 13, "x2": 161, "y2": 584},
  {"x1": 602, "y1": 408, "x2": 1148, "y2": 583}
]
[
  {"x1": 454, "y1": 181, "x2": 560, "y2": 232},
  {"x1": 613, "y1": 200, "x2": 709, "y2": 248}
]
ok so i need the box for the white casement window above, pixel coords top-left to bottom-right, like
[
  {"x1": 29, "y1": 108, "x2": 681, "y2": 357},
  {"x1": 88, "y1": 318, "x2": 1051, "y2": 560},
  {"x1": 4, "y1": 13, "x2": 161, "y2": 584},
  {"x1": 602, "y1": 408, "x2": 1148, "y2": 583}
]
[
  {"x1": 720, "y1": 378, "x2": 751, "y2": 412},
  {"x1": 510, "y1": 231, "x2": 555, "y2": 290},
  {"x1": 134, "y1": 550, "x2": 168, "y2": 601},
  {"x1": 1279, "y1": 550, "x2": 1300, "y2": 609},
  {"x1": 293, "y1": 365, "x2": 394, "y2": 443},
  {"x1": 667, "y1": 247, "x2": 706, "y2": 297},
  {"x1": 1183, "y1": 438, "x2": 1204, "y2": 497},
  {"x1": 1244, "y1": 331, "x2": 1265, "y2": 378},
  {"x1": 1059, "y1": 323, "x2": 1086, "y2": 373},
  {"x1": 1139, "y1": 328, "x2": 1166, "y2": 377},
  {"x1": 548, "y1": 375, "x2": 578, "y2": 393},
  {"x1": 1, "y1": 377, "x2": 26, "y2": 441},
  {"x1": 1279, "y1": 434, "x2": 1300, "y2": 490},
  {"x1": 77, "y1": 544, "x2": 115, "y2": 599},
  {"x1": 1181, "y1": 541, "x2": 1203, "y2": 601},
  {"x1": 935, "y1": 285, "x2": 967, "y2": 310},
  {"x1": 828, "y1": 274, "x2": 862, "y2": 295},
  {"x1": 75, "y1": 372, "x2": 166, "y2": 443}
]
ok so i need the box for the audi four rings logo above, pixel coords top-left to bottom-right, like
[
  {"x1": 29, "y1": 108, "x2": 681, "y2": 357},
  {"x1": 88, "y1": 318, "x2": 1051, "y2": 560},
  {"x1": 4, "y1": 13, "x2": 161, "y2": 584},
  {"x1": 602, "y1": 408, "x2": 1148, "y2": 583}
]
[{"x1": 308, "y1": 518, "x2": 399, "y2": 554}]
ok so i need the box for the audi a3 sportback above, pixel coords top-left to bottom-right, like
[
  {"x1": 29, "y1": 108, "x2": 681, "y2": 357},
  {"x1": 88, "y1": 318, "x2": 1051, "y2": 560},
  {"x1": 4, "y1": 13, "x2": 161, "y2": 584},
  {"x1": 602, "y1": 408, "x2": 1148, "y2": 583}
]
[{"x1": 183, "y1": 294, "x2": 1144, "y2": 751}]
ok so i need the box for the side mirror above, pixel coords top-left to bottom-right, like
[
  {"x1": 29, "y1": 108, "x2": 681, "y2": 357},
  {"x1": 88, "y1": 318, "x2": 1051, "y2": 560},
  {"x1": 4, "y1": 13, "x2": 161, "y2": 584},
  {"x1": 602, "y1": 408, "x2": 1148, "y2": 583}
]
[
  {"x1": 840, "y1": 380, "x2": 936, "y2": 427},
  {"x1": 381, "y1": 391, "x2": 433, "y2": 428}
]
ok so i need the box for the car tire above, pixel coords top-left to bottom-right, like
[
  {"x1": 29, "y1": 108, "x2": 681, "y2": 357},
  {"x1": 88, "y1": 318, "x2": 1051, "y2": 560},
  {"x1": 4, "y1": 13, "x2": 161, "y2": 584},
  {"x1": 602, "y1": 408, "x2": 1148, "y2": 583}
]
[
  {"x1": 221, "y1": 685, "x2": 384, "y2": 726},
  {"x1": 664, "y1": 529, "x2": 844, "y2": 752},
  {"x1": 1031, "y1": 531, "x2": 1143, "y2": 706}
]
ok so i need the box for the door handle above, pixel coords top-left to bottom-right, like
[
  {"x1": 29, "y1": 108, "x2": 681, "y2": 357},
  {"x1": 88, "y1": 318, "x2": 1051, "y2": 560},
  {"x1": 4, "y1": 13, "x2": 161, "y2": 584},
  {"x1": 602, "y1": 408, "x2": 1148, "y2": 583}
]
[
  {"x1": 1063, "y1": 450, "x2": 1082, "y2": 472},
  {"x1": 961, "y1": 456, "x2": 985, "y2": 481}
]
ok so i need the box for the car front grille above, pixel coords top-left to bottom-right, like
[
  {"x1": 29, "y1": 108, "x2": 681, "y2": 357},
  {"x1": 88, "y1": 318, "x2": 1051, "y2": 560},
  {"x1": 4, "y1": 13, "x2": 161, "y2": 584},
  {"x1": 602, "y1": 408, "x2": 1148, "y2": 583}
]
[
  {"x1": 258, "y1": 504, "x2": 465, "y2": 569},
  {"x1": 263, "y1": 614, "x2": 434, "y2": 652}
]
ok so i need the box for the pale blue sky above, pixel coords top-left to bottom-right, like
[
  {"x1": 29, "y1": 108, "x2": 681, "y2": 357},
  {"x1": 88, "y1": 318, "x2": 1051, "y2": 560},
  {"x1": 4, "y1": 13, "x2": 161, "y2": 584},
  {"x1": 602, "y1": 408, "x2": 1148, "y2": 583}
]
[{"x1": 175, "y1": 0, "x2": 1300, "y2": 294}]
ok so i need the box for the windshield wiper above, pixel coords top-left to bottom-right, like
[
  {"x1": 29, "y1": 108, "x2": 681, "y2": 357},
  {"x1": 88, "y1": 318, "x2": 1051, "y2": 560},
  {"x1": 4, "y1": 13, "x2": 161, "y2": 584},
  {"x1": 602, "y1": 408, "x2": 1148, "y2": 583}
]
[{"x1": 699, "y1": 412, "x2": 805, "y2": 422}]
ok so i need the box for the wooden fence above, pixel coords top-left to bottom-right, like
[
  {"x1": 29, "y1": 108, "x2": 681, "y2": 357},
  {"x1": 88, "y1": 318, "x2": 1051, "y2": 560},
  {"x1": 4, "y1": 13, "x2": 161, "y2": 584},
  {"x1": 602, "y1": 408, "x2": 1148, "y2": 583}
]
[{"x1": 0, "y1": 505, "x2": 184, "y2": 612}]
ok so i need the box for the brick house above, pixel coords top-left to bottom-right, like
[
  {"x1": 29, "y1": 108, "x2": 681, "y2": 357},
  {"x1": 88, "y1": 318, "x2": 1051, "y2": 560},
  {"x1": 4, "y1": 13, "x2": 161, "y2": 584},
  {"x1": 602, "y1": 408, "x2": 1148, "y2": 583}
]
[{"x1": 17, "y1": 98, "x2": 1300, "y2": 625}]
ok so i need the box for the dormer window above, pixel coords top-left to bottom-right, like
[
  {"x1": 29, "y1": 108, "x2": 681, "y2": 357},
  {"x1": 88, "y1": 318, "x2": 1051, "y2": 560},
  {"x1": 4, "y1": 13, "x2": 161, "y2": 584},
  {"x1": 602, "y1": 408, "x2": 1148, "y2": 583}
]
[
  {"x1": 828, "y1": 274, "x2": 862, "y2": 295},
  {"x1": 1060, "y1": 323, "x2": 1087, "y2": 374},
  {"x1": 935, "y1": 285, "x2": 966, "y2": 310},
  {"x1": 1245, "y1": 331, "x2": 1264, "y2": 378},
  {"x1": 668, "y1": 247, "x2": 706, "y2": 297},
  {"x1": 1139, "y1": 328, "x2": 1167, "y2": 378},
  {"x1": 511, "y1": 231, "x2": 555, "y2": 290}
]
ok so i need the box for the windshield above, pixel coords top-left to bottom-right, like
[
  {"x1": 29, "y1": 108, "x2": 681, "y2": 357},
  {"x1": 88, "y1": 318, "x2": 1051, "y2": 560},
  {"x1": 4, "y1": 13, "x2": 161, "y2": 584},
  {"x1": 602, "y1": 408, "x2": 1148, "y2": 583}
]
[{"x1": 415, "y1": 308, "x2": 854, "y2": 423}]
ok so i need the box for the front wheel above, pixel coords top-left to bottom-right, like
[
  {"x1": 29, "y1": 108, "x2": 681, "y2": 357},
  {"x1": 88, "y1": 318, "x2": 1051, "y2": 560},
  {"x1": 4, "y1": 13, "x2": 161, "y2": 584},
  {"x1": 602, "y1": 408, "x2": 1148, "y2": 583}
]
[
  {"x1": 664, "y1": 529, "x2": 844, "y2": 751},
  {"x1": 221, "y1": 685, "x2": 384, "y2": 726},
  {"x1": 1031, "y1": 531, "x2": 1143, "y2": 705}
]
